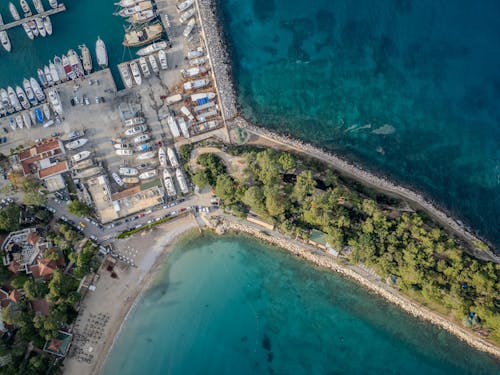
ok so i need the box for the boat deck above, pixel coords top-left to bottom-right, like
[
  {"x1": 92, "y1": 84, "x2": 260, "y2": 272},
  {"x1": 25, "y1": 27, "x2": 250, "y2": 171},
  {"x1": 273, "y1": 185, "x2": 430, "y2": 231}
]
[{"x1": 0, "y1": 4, "x2": 66, "y2": 32}]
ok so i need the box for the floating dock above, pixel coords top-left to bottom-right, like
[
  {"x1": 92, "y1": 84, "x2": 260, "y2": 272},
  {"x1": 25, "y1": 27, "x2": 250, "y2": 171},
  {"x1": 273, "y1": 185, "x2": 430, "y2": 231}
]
[{"x1": 0, "y1": 4, "x2": 66, "y2": 32}]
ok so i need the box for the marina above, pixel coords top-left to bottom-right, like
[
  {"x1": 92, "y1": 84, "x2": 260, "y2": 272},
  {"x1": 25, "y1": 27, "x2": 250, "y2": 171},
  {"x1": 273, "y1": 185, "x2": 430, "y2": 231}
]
[{"x1": 0, "y1": 3, "x2": 65, "y2": 32}]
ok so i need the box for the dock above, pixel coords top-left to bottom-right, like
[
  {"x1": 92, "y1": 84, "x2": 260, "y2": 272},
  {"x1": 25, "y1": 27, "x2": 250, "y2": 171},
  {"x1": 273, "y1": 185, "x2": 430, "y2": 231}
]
[{"x1": 0, "y1": 4, "x2": 66, "y2": 32}]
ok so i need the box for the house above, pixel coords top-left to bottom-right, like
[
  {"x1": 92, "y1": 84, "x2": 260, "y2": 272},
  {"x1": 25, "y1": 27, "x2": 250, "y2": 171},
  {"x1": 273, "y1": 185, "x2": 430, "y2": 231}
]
[
  {"x1": 31, "y1": 298, "x2": 50, "y2": 317},
  {"x1": 43, "y1": 331, "x2": 73, "y2": 357}
]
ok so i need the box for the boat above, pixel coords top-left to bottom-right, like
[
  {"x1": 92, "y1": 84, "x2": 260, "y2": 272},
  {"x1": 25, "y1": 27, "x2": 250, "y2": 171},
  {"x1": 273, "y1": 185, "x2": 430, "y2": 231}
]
[
  {"x1": 29, "y1": 110, "x2": 36, "y2": 125},
  {"x1": 189, "y1": 57, "x2": 206, "y2": 67},
  {"x1": 167, "y1": 116, "x2": 180, "y2": 138},
  {"x1": 20, "y1": 0, "x2": 32, "y2": 16},
  {"x1": 35, "y1": 17, "x2": 46, "y2": 37},
  {"x1": 138, "y1": 57, "x2": 150, "y2": 78},
  {"x1": 0, "y1": 89, "x2": 11, "y2": 111},
  {"x1": 0, "y1": 101, "x2": 6, "y2": 117},
  {"x1": 7, "y1": 87, "x2": 22, "y2": 111},
  {"x1": 16, "y1": 86, "x2": 30, "y2": 109},
  {"x1": 77, "y1": 167, "x2": 102, "y2": 179},
  {"x1": 158, "y1": 50, "x2": 168, "y2": 70},
  {"x1": 122, "y1": 177, "x2": 139, "y2": 184},
  {"x1": 9, "y1": 118, "x2": 16, "y2": 130},
  {"x1": 22, "y1": 79, "x2": 37, "y2": 105},
  {"x1": 123, "y1": 117, "x2": 145, "y2": 126},
  {"x1": 130, "y1": 61, "x2": 142, "y2": 85},
  {"x1": 191, "y1": 92, "x2": 216, "y2": 102},
  {"x1": 164, "y1": 14, "x2": 171, "y2": 29},
  {"x1": 136, "y1": 151, "x2": 155, "y2": 160},
  {"x1": 176, "y1": 117, "x2": 189, "y2": 138},
  {"x1": 15, "y1": 115, "x2": 23, "y2": 129},
  {"x1": 116, "y1": 149, "x2": 134, "y2": 156},
  {"x1": 175, "y1": 168, "x2": 189, "y2": 194},
  {"x1": 30, "y1": 77, "x2": 45, "y2": 101},
  {"x1": 73, "y1": 159, "x2": 93, "y2": 170},
  {"x1": 68, "y1": 49, "x2": 84, "y2": 77},
  {"x1": 115, "y1": 0, "x2": 144, "y2": 6},
  {"x1": 127, "y1": 9, "x2": 156, "y2": 24},
  {"x1": 176, "y1": 0, "x2": 193, "y2": 13},
  {"x1": 123, "y1": 23, "x2": 163, "y2": 47},
  {"x1": 62, "y1": 54, "x2": 76, "y2": 80},
  {"x1": 9, "y1": 3, "x2": 20, "y2": 21},
  {"x1": 119, "y1": 64, "x2": 133, "y2": 88},
  {"x1": 49, "y1": 62, "x2": 60, "y2": 83},
  {"x1": 72, "y1": 151, "x2": 91, "y2": 162},
  {"x1": 158, "y1": 147, "x2": 166, "y2": 167},
  {"x1": 66, "y1": 138, "x2": 88, "y2": 150},
  {"x1": 42, "y1": 119, "x2": 54, "y2": 128},
  {"x1": 47, "y1": 89, "x2": 63, "y2": 115},
  {"x1": 179, "y1": 8, "x2": 195, "y2": 24},
  {"x1": 22, "y1": 112, "x2": 32, "y2": 128},
  {"x1": 138, "y1": 169, "x2": 157, "y2": 180},
  {"x1": 183, "y1": 79, "x2": 209, "y2": 91},
  {"x1": 28, "y1": 20, "x2": 38, "y2": 37},
  {"x1": 42, "y1": 103, "x2": 51, "y2": 119},
  {"x1": 136, "y1": 41, "x2": 168, "y2": 56},
  {"x1": 183, "y1": 18, "x2": 196, "y2": 38},
  {"x1": 118, "y1": 1, "x2": 153, "y2": 17},
  {"x1": 42, "y1": 16, "x2": 52, "y2": 36},
  {"x1": 133, "y1": 134, "x2": 151, "y2": 144},
  {"x1": 43, "y1": 65, "x2": 53, "y2": 86},
  {"x1": 34, "y1": 107, "x2": 43, "y2": 123},
  {"x1": 148, "y1": 54, "x2": 159, "y2": 74},
  {"x1": 124, "y1": 125, "x2": 147, "y2": 136},
  {"x1": 162, "y1": 169, "x2": 177, "y2": 197},
  {"x1": 21, "y1": 23, "x2": 34, "y2": 40},
  {"x1": 181, "y1": 66, "x2": 207, "y2": 78},
  {"x1": 49, "y1": 0, "x2": 58, "y2": 9},
  {"x1": 0, "y1": 14, "x2": 12, "y2": 52},
  {"x1": 33, "y1": 0, "x2": 44, "y2": 13},
  {"x1": 54, "y1": 56, "x2": 67, "y2": 81},
  {"x1": 180, "y1": 106, "x2": 195, "y2": 122},
  {"x1": 166, "y1": 147, "x2": 179, "y2": 168},
  {"x1": 136, "y1": 142, "x2": 152, "y2": 152},
  {"x1": 118, "y1": 167, "x2": 138, "y2": 176},
  {"x1": 187, "y1": 47, "x2": 204, "y2": 59},
  {"x1": 79, "y1": 44, "x2": 92, "y2": 73},
  {"x1": 114, "y1": 143, "x2": 130, "y2": 150},
  {"x1": 95, "y1": 36, "x2": 108, "y2": 68}
]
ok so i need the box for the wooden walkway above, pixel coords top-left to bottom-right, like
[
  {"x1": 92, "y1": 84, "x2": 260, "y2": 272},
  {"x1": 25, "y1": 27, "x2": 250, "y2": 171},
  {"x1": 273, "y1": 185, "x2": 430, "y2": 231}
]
[{"x1": 0, "y1": 4, "x2": 66, "y2": 32}]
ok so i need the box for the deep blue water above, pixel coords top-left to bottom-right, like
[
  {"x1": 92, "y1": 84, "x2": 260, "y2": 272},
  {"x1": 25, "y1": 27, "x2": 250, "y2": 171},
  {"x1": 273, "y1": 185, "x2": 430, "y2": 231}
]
[
  {"x1": 217, "y1": 0, "x2": 500, "y2": 248},
  {"x1": 102, "y1": 234, "x2": 499, "y2": 374}
]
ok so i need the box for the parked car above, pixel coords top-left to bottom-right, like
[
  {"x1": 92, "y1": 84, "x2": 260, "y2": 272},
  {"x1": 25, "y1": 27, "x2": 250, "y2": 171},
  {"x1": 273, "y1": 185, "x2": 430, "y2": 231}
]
[{"x1": 2, "y1": 127, "x2": 8, "y2": 134}]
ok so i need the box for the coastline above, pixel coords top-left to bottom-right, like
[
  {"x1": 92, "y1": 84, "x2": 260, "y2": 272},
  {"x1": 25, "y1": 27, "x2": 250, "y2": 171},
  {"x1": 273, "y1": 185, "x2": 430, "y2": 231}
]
[{"x1": 195, "y1": 0, "x2": 498, "y2": 261}]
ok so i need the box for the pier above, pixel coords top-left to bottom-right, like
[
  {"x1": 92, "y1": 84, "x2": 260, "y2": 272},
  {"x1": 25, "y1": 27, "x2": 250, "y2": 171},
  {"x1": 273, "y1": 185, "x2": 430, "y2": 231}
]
[{"x1": 0, "y1": 4, "x2": 66, "y2": 32}]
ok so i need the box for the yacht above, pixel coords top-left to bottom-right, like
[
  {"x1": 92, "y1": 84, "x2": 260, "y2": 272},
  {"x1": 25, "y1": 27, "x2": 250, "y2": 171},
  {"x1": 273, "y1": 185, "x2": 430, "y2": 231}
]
[
  {"x1": 148, "y1": 54, "x2": 159, "y2": 74},
  {"x1": 158, "y1": 50, "x2": 168, "y2": 70},
  {"x1": 22, "y1": 79, "x2": 37, "y2": 105},
  {"x1": 43, "y1": 65, "x2": 54, "y2": 86},
  {"x1": 1, "y1": 89, "x2": 12, "y2": 113},
  {"x1": 68, "y1": 49, "x2": 84, "y2": 77},
  {"x1": 124, "y1": 125, "x2": 147, "y2": 136},
  {"x1": 19, "y1": 0, "x2": 32, "y2": 16},
  {"x1": 43, "y1": 103, "x2": 51, "y2": 119},
  {"x1": 137, "y1": 41, "x2": 168, "y2": 56},
  {"x1": 54, "y1": 56, "x2": 67, "y2": 81},
  {"x1": 189, "y1": 57, "x2": 206, "y2": 66},
  {"x1": 183, "y1": 18, "x2": 196, "y2": 38},
  {"x1": 138, "y1": 169, "x2": 157, "y2": 180},
  {"x1": 9, "y1": 3, "x2": 20, "y2": 21},
  {"x1": 22, "y1": 112, "x2": 32, "y2": 128},
  {"x1": 176, "y1": 0, "x2": 193, "y2": 13},
  {"x1": 72, "y1": 151, "x2": 91, "y2": 163},
  {"x1": 0, "y1": 14, "x2": 12, "y2": 52},
  {"x1": 175, "y1": 168, "x2": 189, "y2": 194},
  {"x1": 33, "y1": 0, "x2": 44, "y2": 14},
  {"x1": 123, "y1": 23, "x2": 163, "y2": 47},
  {"x1": 34, "y1": 106, "x2": 44, "y2": 124},
  {"x1": 79, "y1": 44, "x2": 92, "y2": 73},
  {"x1": 119, "y1": 64, "x2": 133, "y2": 88},
  {"x1": 136, "y1": 151, "x2": 155, "y2": 160},
  {"x1": 130, "y1": 61, "x2": 142, "y2": 85},
  {"x1": 138, "y1": 57, "x2": 150, "y2": 78},
  {"x1": 7, "y1": 86, "x2": 22, "y2": 111},
  {"x1": 118, "y1": 1, "x2": 153, "y2": 17},
  {"x1": 47, "y1": 89, "x2": 63, "y2": 115},
  {"x1": 127, "y1": 9, "x2": 156, "y2": 24},
  {"x1": 35, "y1": 17, "x2": 46, "y2": 37},
  {"x1": 181, "y1": 66, "x2": 207, "y2": 78},
  {"x1": 187, "y1": 47, "x2": 204, "y2": 59},
  {"x1": 179, "y1": 8, "x2": 195, "y2": 24},
  {"x1": 183, "y1": 79, "x2": 209, "y2": 91},
  {"x1": 158, "y1": 147, "x2": 166, "y2": 167},
  {"x1": 30, "y1": 77, "x2": 45, "y2": 101},
  {"x1": 15, "y1": 115, "x2": 24, "y2": 129},
  {"x1": 42, "y1": 16, "x2": 52, "y2": 36},
  {"x1": 191, "y1": 92, "x2": 216, "y2": 102},
  {"x1": 62, "y1": 54, "x2": 76, "y2": 80},
  {"x1": 118, "y1": 167, "x2": 139, "y2": 176},
  {"x1": 49, "y1": 62, "x2": 60, "y2": 83},
  {"x1": 66, "y1": 138, "x2": 88, "y2": 150},
  {"x1": 166, "y1": 147, "x2": 179, "y2": 168},
  {"x1": 49, "y1": 0, "x2": 58, "y2": 9},
  {"x1": 95, "y1": 36, "x2": 108, "y2": 68},
  {"x1": 22, "y1": 23, "x2": 34, "y2": 40},
  {"x1": 163, "y1": 169, "x2": 177, "y2": 197},
  {"x1": 16, "y1": 86, "x2": 30, "y2": 109}
]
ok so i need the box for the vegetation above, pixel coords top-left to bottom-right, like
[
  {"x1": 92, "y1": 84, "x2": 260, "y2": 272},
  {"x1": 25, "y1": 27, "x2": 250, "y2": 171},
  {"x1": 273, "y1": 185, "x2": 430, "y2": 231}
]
[
  {"x1": 67, "y1": 200, "x2": 93, "y2": 217},
  {"x1": 0, "y1": 204, "x2": 21, "y2": 232},
  {"x1": 196, "y1": 147, "x2": 500, "y2": 343},
  {"x1": 21, "y1": 177, "x2": 47, "y2": 207},
  {"x1": 117, "y1": 215, "x2": 174, "y2": 238}
]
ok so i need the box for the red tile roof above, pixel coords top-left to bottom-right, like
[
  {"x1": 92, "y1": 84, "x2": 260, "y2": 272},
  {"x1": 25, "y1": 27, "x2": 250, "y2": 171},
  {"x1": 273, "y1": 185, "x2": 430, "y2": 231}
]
[
  {"x1": 30, "y1": 259, "x2": 58, "y2": 279},
  {"x1": 8, "y1": 289, "x2": 21, "y2": 303},
  {"x1": 19, "y1": 138, "x2": 65, "y2": 176},
  {"x1": 27, "y1": 232, "x2": 40, "y2": 247},
  {"x1": 38, "y1": 161, "x2": 69, "y2": 179},
  {"x1": 31, "y1": 298, "x2": 50, "y2": 316}
]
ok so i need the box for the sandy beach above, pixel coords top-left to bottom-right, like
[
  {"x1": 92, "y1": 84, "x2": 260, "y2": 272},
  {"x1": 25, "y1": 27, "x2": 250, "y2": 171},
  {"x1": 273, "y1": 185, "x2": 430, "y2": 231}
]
[{"x1": 62, "y1": 216, "x2": 200, "y2": 375}]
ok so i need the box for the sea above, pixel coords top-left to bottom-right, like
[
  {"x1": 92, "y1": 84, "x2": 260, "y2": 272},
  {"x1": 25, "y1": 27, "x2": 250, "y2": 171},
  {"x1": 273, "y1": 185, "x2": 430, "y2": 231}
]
[
  {"x1": 102, "y1": 233, "x2": 499, "y2": 375},
  {"x1": 216, "y1": 0, "x2": 500, "y2": 248}
]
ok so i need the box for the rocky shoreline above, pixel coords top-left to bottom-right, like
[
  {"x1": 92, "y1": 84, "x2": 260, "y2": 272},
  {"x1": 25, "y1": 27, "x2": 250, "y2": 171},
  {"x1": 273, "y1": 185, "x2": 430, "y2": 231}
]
[{"x1": 208, "y1": 215, "x2": 500, "y2": 359}]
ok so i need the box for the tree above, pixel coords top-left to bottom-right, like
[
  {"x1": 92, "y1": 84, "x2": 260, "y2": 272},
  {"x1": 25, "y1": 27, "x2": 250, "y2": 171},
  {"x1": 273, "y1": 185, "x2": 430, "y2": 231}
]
[
  {"x1": 0, "y1": 205, "x2": 21, "y2": 232},
  {"x1": 67, "y1": 200, "x2": 93, "y2": 217},
  {"x1": 242, "y1": 186, "x2": 266, "y2": 216},
  {"x1": 23, "y1": 280, "x2": 49, "y2": 301},
  {"x1": 264, "y1": 186, "x2": 286, "y2": 217},
  {"x1": 214, "y1": 175, "x2": 237, "y2": 205},
  {"x1": 191, "y1": 170, "x2": 211, "y2": 188},
  {"x1": 293, "y1": 170, "x2": 316, "y2": 202},
  {"x1": 22, "y1": 177, "x2": 47, "y2": 206},
  {"x1": 256, "y1": 150, "x2": 280, "y2": 186},
  {"x1": 278, "y1": 152, "x2": 296, "y2": 171}
]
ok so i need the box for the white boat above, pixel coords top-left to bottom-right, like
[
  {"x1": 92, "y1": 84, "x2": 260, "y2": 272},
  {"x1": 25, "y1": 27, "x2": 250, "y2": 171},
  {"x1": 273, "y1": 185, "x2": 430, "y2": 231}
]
[
  {"x1": 43, "y1": 65, "x2": 53, "y2": 86},
  {"x1": 127, "y1": 9, "x2": 156, "y2": 24},
  {"x1": 21, "y1": 23, "x2": 34, "y2": 40},
  {"x1": 136, "y1": 151, "x2": 155, "y2": 160},
  {"x1": 16, "y1": 86, "x2": 30, "y2": 109},
  {"x1": 182, "y1": 18, "x2": 196, "y2": 38},
  {"x1": 23, "y1": 78, "x2": 37, "y2": 105},
  {"x1": 54, "y1": 56, "x2": 67, "y2": 81},
  {"x1": 191, "y1": 92, "x2": 216, "y2": 102},
  {"x1": 138, "y1": 169, "x2": 157, "y2": 180},
  {"x1": 116, "y1": 149, "x2": 134, "y2": 156},
  {"x1": 136, "y1": 41, "x2": 168, "y2": 56},
  {"x1": 95, "y1": 36, "x2": 108, "y2": 68},
  {"x1": 42, "y1": 103, "x2": 51, "y2": 119},
  {"x1": 49, "y1": 0, "x2": 58, "y2": 9},
  {"x1": 193, "y1": 101, "x2": 215, "y2": 113},
  {"x1": 158, "y1": 147, "x2": 166, "y2": 167},
  {"x1": 124, "y1": 125, "x2": 147, "y2": 136},
  {"x1": 66, "y1": 138, "x2": 88, "y2": 150},
  {"x1": 7, "y1": 86, "x2": 22, "y2": 111},
  {"x1": 119, "y1": 64, "x2": 133, "y2": 88},
  {"x1": 29, "y1": 110, "x2": 36, "y2": 126},
  {"x1": 35, "y1": 17, "x2": 46, "y2": 37},
  {"x1": 133, "y1": 134, "x2": 151, "y2": 144},
  {"x1": 183, "y1": 79, "x2": 208, "y2": 91},
  {"x1": 8, "y1": 118, "x2": 16, "y2": 130},
  {"x1": 116, "y1": 0, "x2": 143, "y2": 6},
  {"x1": 179, "y1": 8, "x2": 195, "y2": 24},
  {"x1": 112, "y1": 173, "x2": 125, "y2": 187},
  {"x1": 42, "y1": 16, "x2": 52, "y2": 36},
  {"x1": 0, "y1": 89, "x2": 10, "y2": 110},
  {"x1": 73, "y1": 159, "x2": 93, "y2": 171},
  {"x1": 0, "y1": 14, "x2": 12, "y2": 52},
  {"x1": 130, "y1": 61, "x2": 142, "y2": 85},
  {"x1": 148, "y1": 54, "x2": 159, "y2": 74},
  {"x1": 20, "y1": 0, "x2": 32, "y2": 16},
  {"x1": 176, "y1": 0, "x2": 193, "y2": 13},
  {"x1": 49, "y1": 62, "x2": 60, "y2": 83},
  {"x1": 163, "y1": 169, "x2": 177, "y2": 197},
  {"x1": 187, "y1": 47, "x2": 204, "y2": 59},
  {"x1": 164, "y1": 14, "x2": 171, "y2": 29},
  {"x1": 22, "y1": 112, "x2": 32, "y2": 128},
  {"x1": 62, "y1": 54, "x2": 76, "y2": 80},
  {"x1": 167, "y1": 116, "x2": 180, "y2": 138},
  {"x1": 165, "y1": 94, "x2": 182, "y2": 105},
  {"x1": 197, "y1": 109, "x2": 218, "y2": 122},
  {"x1": 47, "y1": 89, "x2": 63, "y2": 115},
  {"x1": 33, "y1": 0, "x2": 44, "y2": 13},
  {"x1": 166, "y1": 147, "x2": 179, "y2": 168},
  {"x1": 9, "y1": 3, "x2": 20, "y2": 21},
  {"x1": 123, "y1": 23, "x2": 163, "y2": 47},
  {"x1": 68, "y1": 49, "x2": 84, "y2": 77},
  {"x1": 138, "y1": 57, "x2": 150, "y2": 78},
  {"x1": 114, "y1": 143, "x2": 131, "y2": 149},
  {"x1": 72, "y1": 151, "x2": 91, "y2": 162},
  {"x1": 176, "y1": 117, "x2": 189, "y2": 138},
  {"x1": 119, "y1": 167, "x2": 138, "y2": 176},
  {"x1": 158, "y1": 50, "x2": 168, "y2": 70},
  {"x1": 189, "y1": 57, "x2": 206, "y2": 67},
  {"x1": 123, "y1": 117, "x2": 145, "y2": 127},
  {"x1": 181, "y1": 66, "x2": 207, "y2": 78},
  {"x1": 15, "y1": 115, "x2": 23, "y2": 129},
  {"x1": 30, "y1": 77, "x2": 45, "y2": 101},
  {"x1": 79, "y1": 44, "x2": 92, "y2": 73},
  {"x1": 118, "y1": 1, "x2": 153, "y2": 17},
  {"x1": 28, "y1": 19, "x2": 39, "y2": 37},
  {"x1": 180, "y1": 106, "x2": 195, "y2": 121},
  {"x1": 175, "y1": 168, "x2": 189, "y2": 194}
]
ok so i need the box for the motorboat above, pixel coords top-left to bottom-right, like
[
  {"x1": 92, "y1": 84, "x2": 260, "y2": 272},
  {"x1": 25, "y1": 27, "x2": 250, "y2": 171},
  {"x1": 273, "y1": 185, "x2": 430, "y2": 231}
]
[
  {"x1": 47, "y1": 89, "x2": 63, "y2": 115},
  {"x1": 175, "y1": 168, "x2": 189, "y2": 194},
  {"x1": 176, "y1": 0, "x2": 193, "y2": 13},
  {"x1": 95, "y1": 36, "x2": 108, "y2": 68},
  {"x1": 116, "y1": 0, "x2": 144, "y2": 7},
  {"x1": 167, "y1": 116, "x2": 180, "y2": 138},
  {"x1": 22, "y1": 78, "x2": 37, "y2": 105},
  {"x1": 189, "y1": 57, "x2": 206, "y2": 67},
  {"x1": 9, "y1": 118, "x2": 16, "y2": 130},
  {"x1": 15, "y1": 115, "x2": 23, "y2": 129},
  {"x1": 163, "y1": 169, "x2": 177, "y2": 197},
  {"x1": 182, "y1": 18, "x2": 196, "y2": 38},
  {"x1": 42, "y1": 103, "x2": 51, "y2": 119},
  {"x1": 187, "y1": 47, "x2": 204, "y2": 59},
  {"x1": 0, "y1": 101, "x2": 6, "y2": 117},
  {"x1": 68, "y1": 49, "x2": 84, "y2": 77},
  {"x1": 28, "y1": 19, "x2": 39, "y2": 37},
  {"x1": 49, "y1": 61, "x2": 60, "y2": 83},
  {"x1": 118, "y1": 167, "x2": 139, "y2": 176},
  {"x1": 16, "y1": 86, "x2": 30, "y2": 109},
  {"x1": 138, "y1": 169, "x2": 157, "y2": 180},
  {"x1": 176, "y1": 117, "x2": 189, "y2": 138},
  {"x1": 181, "y1": 66, "x2": 207, "y2": 78},
  {"x1": 20, "y1": 0, "x2": 32, "y2": 16},
  {"x1": 21, "y1": 23, "x2": 34, "y2": 40},
  {"x1": 73, "y1": 159, "x2": 93, "y2": 170},
  {"x1": 7, "y1": 86, "x2": 22, "y2": 111},
  {"x1": 43, "y1": 65, "x2": 54, "y2": 86},
  {"x1": 34, "y1": 106, "x2": 44, "y2": 123},
  {"x1": 113, "y1": 173, "x2": 125, "y2": 187},
  {"x1": 62, "y1": 54, "x2": 76, "y2": 80},
  {"x1": 191, "y1": 92, "x2": 216, "y2": 102},
  {"x1": 30, "y1": 77, "x2": 45, "y2": 101},
  {"x1": 179, "y1": 8, "x2": 195, "y2": 24},
  {"x1": 122, "y1": 177, "x2": 139, "y2": 184},
  {"x1": 66, "y1": 138, "x2": 88, "y2": 150},
  {"x1": 22, "y1": 112, "x2": 32, "y2": 128},
  {"x1": 29, "y1": 110, "x2": 36, "y2": 125},
  {"x1": 166, "y1": 147, "x2": 179, "y2": 168},
  {"x1": 35, "y1": 17, "x2": 46, "y2": 38},
  {"x1": 158, "y1": 50, "x2": 168, "y2": 70},
  {"x1": 133, "y1": 133, "x2": 150, "y2": 144},
  {"x1": 119, "y1": 64, "x2": 133, "y2": 88},
  {"x1": 165, "y1": 94, "x2": 185, "y2": 105},
  {"x1": 116, "y1": 149, "x2": 134, "y2": 156},
  {"x1": 49, "y1": 0, "x2": 58, "y2": 9},
  {"x1": 127, "y1": 9, "x2": 156, "y2": 24},
  {"x1": 183, "y1": 79, "x2": 209, "y2": 91},
  {"x1": 72, "y1": 151, "x2": 91, "y2": 162},
  {"x1": 136, "y1": 41, "x2": 168, "y2": 56},
  {"x1": 33, "y1": 0, "x2": 44, "y2": 14},
  {"x1": 79, "y1": 44, "x2": 92, "y2": 73},
  {"x1": 130, "y1": 61, "x2": 142, "y2": 85},
  {"x1": 9, "y1": 3, "x2": 20, "y2": 21},
  {"x1": 180, "y1": 106, "x2": 195, "y2": 121},
  {"x1": 136, "y1": 151, "x2": 155, "y2": 160},
  {"x1": 42, "y1": 16, "x2": 52, "y2": 36},
  {"x1": 123, "y1": 23, "x2": 163, "y2": 47},
  {"x1": 42, "y1": 119, "x2": 55, "y2": 128},
  {"x1": 158, "y1": 147, "x2": 166, "y2": 167},
  {"x1": 124, "y1": 125, "x2": 147, "y2": 136},
  {"x1": 117, "y1": 1, "x2": 153, "y2": 17},
  {"x1": 123, "y1": 117, "x2": 145, "y2": 127},
  {"x1": 0, "y1": 89, "x2": 11, "y2": 112},
  {"x1": 148, "y1": 54, "x2": 159, "y2": 74},
  {"x1": 138, "y1": 57, "x2": 150, "y2": 78},
  {"x1": 0, "y1": 14, "x2": 12, "y2": 52},
  {"x1": 114, "y1": 143, "x2": 131, "y2": 149},
  {"x1": 54, "y1": 56, "x2": 67, "y2": 81},
  {"x1": 136, "y1": 143, "x2": 152, "y2": 152}
]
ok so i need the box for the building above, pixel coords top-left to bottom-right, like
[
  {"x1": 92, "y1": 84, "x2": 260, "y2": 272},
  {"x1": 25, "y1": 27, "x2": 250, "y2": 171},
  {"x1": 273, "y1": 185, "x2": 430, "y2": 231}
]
[{"x1": 43, "y1": 331, "x2": 73, "y2": 357}]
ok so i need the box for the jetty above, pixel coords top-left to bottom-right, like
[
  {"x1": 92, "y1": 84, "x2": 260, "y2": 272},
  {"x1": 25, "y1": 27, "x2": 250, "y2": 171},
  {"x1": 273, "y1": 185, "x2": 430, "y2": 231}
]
[{"x1": 0, "y1": 4, "x2": 66, "y2": 32}]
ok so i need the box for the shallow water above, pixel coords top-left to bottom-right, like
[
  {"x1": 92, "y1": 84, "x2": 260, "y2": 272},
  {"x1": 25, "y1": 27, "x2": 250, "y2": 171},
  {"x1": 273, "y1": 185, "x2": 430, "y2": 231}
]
[
  {"x1": 216, "y1": 0, "x2": 500, "y2": 247},
  {"x1": 102, "y1": 234, "x2": 499, "y2": 375}
]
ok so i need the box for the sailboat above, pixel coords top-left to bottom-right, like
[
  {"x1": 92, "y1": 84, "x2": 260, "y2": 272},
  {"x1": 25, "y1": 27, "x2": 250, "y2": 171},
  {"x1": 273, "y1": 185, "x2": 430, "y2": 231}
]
[
  {"x1": 79, "y1": 44, "x2": 93, "y2": 73},
  {"x1": 30, "y1": 77, "x2": 45, "y2": 101},
  {"x1": 0, "y1": 14, "x2": 12, "y2": 52},
  {"x1": 9, "y1": 3, "x2": 20, "y2": 21},
  {"x1": 95, "y1": 36, "x2": 108, "y2": 68}
]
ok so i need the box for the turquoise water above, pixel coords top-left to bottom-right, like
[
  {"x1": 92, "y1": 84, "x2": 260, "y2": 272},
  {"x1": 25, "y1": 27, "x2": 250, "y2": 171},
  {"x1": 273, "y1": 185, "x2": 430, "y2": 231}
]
[
  {"x1": 216, "y1": 0, "x2": 500, "y2": 248},
  {"x1": 102, "y1": 234, "x2": 499, "y2": 375}
]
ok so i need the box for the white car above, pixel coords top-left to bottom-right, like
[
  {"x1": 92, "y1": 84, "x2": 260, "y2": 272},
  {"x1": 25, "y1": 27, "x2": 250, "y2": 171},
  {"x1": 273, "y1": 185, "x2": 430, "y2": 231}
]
[
  {"x1": 112, "y1": 172, "x2": 125, "y2": 187},
  {"x1": 124, "y1": 125, "x2": 147, "y2": 136},
  {"x1": 133, "y1": 134, "x2": 151, "y2": 144}
]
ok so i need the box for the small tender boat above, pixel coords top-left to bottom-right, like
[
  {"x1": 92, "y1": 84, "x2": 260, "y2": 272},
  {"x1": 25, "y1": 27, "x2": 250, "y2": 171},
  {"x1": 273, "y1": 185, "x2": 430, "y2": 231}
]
[
  {"x1": 95, "y1": 36, "x2": 108, "y2": 68},
  {"x1": 42, "y1": 119, "x2": 54, "y2": 128},
  {"x1": 7, "y1": 86, "x2": 22, "y2": 111},
  {"x1": 123, "y1": 23, "x2": 163, "y2": 47},
  {"x1": 183, "y1": 79, "x2": 209, "y2": 91},
  {"x1": 124, "y1": 125, "x2": 147, "y2": 136},
  {"x1": 49, "y1": 0, "x2": 58, "y2": 9},
  {"x1": 42, "y1": 16, "x2": 52, "y2": 36},
  {"x1": 133, "y1": 133, "x2": 151, "y2": 144},
  {"x1": 68, "y1": 49, "x2": 84, "y2": 77},
  {"x1": 49, "y1": 61, "x2": 60, "y2": 83},
  {"x1": 136, "y1": 41, "x2": 168, "y2": 56},
  {"x1": 22, "y1": 112, "x2": 32, "y2": 128},
  {"x1": 33, "y1": 0, "x2": 44, "y2": 14},
  {"x1": 0, "y1": 14, "x2": 12, "y2": 52},
  {"x1": 166, "y1": 147, "x2": 179, "y2": 168},
  {"x1": 22, "y1": 78, "x2": 37, "y2": 105},
  {"x1": 175, "y1": 168, "x2": 189, "y2": 194},
  {"x1": 35, "y1": 17, "x2": 46, "y2": 37},
  {"x1": 42, "y1": 103, "x2": 51, "y2": 119},
  {"x1": 79, "y1": 44, "x2": 92, "y2": 73},
  {"x1": 114, "y1": 143, "x2": 130, "y2": 150},
  {"x1": 16, "y1": 86, "x2": 30, "y2": 109},
  {"x1": 148, "y1": 54, "x2": 159, "y2": 74},
  {"x1": 138, "y1": 169, "x2": 157, "y2": 180},
  {"x1": 163, "y1": 169, "x2": 177, "y2": 197},
  {"x1": 9, "y1": 3, "x2": 20, "y2": 21},
  {"x1": 34, "y1": 106, "x2": 44, "y2": 123},
  {"x1": 116, "y1": 149, "x2": 134, "y2": 156},
  {"x1": 158, "y1": 50, "x2": 168, "y2": 70},
  {"x1": 47, "y1": 89, "x2": 63, "y2": 115},
  {"x1": 119, "y1": 167, "x2": 139, "y2": 176},
  {"x1": 158, "y1": 147, "x2": 166, "y2": 167},
  {"x1": 73, "y1": 159, "x2": 93, "y2": 170},
  {"x1": 43, "y1": 65, "x2": 54, "y2": 86},
  {"x1": 54, "y1": 56, "x2": 67, "y2": 81},
  {"x1": 136, "y1": 151, "x2": 155, "y2": 160},
  {"x1": 138, "y1": 57, "x2": 150, "y2": 78},
  {"x1": 72, "y1": 151, "x2": 91, "y2": 162},
  {"x1": 123, "y1": 117, "x2": 145, "y2": 126},
  {"x1": 62, "y1": 54, "x2": 76, "y2": 80},
  {"x1": 66, "y1": 138, "x2": 88, "y2": 150},
  {"x1": 22, "y1": 22, "x2": 34, "y2": 40},
  {"x1": 15, "y1": 115, "x2": 24, "y2": 129},
  {"x1": 20, "y1": 0, "x2": 32, "y2": 16},
  {"x1": 30, "y1": 77, "x2": 45, "y2": 101},
  {"x1": 119, "y1": 64, "x2": 133, "y2": 88},
  {"x1": 130, "y1": 61, "x2": 142, "y2": 85}
]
